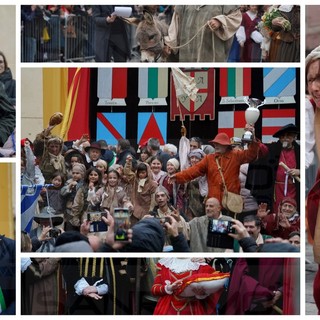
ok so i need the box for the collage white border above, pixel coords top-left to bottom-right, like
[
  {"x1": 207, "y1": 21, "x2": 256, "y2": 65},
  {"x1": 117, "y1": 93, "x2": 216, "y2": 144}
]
[{"x1": 1, "y1": 0, "x2": 310, "y2": 318}]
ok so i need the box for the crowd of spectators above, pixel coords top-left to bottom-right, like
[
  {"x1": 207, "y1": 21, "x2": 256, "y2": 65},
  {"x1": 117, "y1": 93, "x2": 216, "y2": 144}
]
[
  {"x1": 21, "y1": 118, "x2": 300, "y2": 254},
  {"x1": 21, "y1": 5, "x2": 300, "y2": 62}
]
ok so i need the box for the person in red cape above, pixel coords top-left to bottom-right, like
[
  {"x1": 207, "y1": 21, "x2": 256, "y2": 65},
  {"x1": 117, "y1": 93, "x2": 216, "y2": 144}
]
[
  {"x1": 308, "y1": 171, "x2": 320, "y2": 314},
  {"x1": 306, "y1": 45, "x2": 320, "y2": 314},
  {"x1": 224, "y1": 258, "x2": 284, "y2": 315},
  {"x1": 151, "y1": 258, "x2": 227, "y2": 315}
]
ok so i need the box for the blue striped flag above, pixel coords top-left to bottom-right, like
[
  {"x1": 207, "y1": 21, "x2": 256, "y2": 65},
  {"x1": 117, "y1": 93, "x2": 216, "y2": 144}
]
[
  {"x1": 21, "y1": 185, "x2": 43, "y2": 232},
  {"x1": 263, "y1": 68, "x2": 296, "y2": 104}
]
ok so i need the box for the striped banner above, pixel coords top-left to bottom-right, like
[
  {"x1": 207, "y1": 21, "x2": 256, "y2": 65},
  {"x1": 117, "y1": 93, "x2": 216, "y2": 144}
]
[
  {"x1": 220, "y1": 68, "x2": 251, "y2": 104},
  {"x1": 58, "y1": 68, "x2": 90, "y2": 140},
  {"x1": 138, "y1": 68, "x2": 168, "y2": 105},
  {"x1": 96, "y1": 113, "x2": 126, "y2": 146},
  {"x1": 97, "y1": 68, "x2": 127, "y2": 106},
  {"x1": 43, "y1": 68, "x2": 91, "y2": 141},
  {"x1": 261, "y1": 109, "x2": 296, "y2": 142},
  {"x1": 137, "y1": 113, "x2": 167, "y2": 145},
  {"x1": 21, "y1": 185, "x2": 43, "y2": 233},
  {"x1": 217, "y1": 111, "x2": 246, "y2": 139},
  {"x1": 263, "y1": 68, "x2": 296, "y2": 104}
]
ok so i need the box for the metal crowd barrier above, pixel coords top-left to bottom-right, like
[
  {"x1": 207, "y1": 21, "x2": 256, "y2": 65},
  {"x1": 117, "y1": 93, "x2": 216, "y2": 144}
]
[{"x1": 21, "y1": 14, "x2": 96, "y2": 62}]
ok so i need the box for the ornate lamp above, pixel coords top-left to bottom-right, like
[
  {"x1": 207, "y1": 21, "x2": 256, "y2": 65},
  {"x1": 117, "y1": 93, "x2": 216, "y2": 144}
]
[{"x1": 242, "y1": 97, "x2": 265, "y2": 143}]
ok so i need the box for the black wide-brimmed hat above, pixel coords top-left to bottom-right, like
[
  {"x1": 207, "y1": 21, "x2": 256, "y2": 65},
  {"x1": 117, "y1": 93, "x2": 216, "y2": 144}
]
[
  {"x1": 272, "y1": 123, "x2": 299, "y2": 138},
  {"x1": 64, "y1": 148, "x2": 85, "y2": 164},
  {"x1": 33, "y1": 206, "x2": 64, "y2": 226},
  {"x1": 84, "y1": 142, "x2": 105, "y2": 154}
]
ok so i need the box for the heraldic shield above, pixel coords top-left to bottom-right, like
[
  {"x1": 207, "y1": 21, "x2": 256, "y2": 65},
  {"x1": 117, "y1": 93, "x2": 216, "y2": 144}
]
[{"x1": 170, "y1": 68, "x2": 215, "y2": 121}]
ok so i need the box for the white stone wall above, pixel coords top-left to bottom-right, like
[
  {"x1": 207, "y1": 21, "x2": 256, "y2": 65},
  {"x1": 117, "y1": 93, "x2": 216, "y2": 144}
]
[
  {"x1": 21, "y1": 68, "x2": 43, "y2": 140},
  {"x1": 0, "y1": 5, "x2": 16, "y2": 77},
  {"x1": 306, "y1": 5, "x2": 320, "y2": 52}
]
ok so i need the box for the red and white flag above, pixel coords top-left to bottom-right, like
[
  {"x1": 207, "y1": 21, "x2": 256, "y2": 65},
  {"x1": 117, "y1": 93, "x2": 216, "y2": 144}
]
[
  {"x1": 217, "y1": 110, "x2": 246, "y2": 139},
  {"x1": 97, "y1": 68, "x2": 128, "y2": 106},
  {"x1": 262, "y1": 109, "x2": 296, "y2": 142}
]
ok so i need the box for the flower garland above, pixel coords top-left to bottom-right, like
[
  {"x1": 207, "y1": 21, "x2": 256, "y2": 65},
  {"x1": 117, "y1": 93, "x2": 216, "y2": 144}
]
[{"x1": 258, "y1": 8, "x2": 291, "y2": 36}]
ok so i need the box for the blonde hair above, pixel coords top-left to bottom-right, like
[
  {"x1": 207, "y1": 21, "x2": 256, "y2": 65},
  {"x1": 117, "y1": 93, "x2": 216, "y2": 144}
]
[{"x1": 96, "y1": 159, "x2": 108, "y2": 170}]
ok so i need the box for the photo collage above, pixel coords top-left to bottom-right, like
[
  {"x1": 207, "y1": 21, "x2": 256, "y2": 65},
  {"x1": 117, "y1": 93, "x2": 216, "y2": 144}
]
[{"x1": 0, "y1": 2, "x2": 318, "y2": 317}]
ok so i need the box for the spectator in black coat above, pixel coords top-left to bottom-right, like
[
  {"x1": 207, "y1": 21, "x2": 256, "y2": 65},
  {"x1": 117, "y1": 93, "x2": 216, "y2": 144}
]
[
  {"x1": 0, "y1": 236, "x2": 15, "y2": 315},
  {"x1": 0, "y1": 51, "x2": 15, "y2": 105}
]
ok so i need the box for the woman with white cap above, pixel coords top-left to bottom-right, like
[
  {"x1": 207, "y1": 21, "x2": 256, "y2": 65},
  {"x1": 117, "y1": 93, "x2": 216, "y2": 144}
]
[
  {"x1": 184, "y1": 148, "x2": 207, "y2": 220},
  {"x1": 159, "y1": 158, "x2": 185, "y2": 210}
]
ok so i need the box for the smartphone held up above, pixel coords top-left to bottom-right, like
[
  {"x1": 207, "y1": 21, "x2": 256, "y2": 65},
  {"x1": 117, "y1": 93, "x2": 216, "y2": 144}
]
[{"x1": 114, "y1": 208, "x2": 131, "y2": 241}]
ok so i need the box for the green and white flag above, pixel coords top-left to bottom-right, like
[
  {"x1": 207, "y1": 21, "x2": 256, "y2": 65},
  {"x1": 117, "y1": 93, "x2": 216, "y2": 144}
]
[{"x1": 138, "y1": 68, "x2": 168, "y2": 106}]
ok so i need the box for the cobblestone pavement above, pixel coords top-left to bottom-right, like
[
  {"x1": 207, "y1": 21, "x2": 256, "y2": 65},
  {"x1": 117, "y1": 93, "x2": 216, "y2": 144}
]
[{"x1": 306, "y1": 237, "x2": 318, "y2": 315}]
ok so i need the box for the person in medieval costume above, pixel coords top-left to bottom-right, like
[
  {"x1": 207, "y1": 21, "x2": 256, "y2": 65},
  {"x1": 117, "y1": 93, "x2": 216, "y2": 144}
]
[
  {"x1": 21, "y1": 258, "x2": 64, "y2": 315},
  {"x1": 165, "y1": 5, "x2": 242, "y2": 62},
  {"x1": 151, "y1": 258, "x2": 229, "y2": 315},
  {"x1": 169, "y1": 128, "x2": 260, "y2": 214},
  {"x1": 246, "y1": 123, "x2": 300, "y2": 213},
  {"x1": 60, "y1": 257, "x2": 131, "y2": 315}
]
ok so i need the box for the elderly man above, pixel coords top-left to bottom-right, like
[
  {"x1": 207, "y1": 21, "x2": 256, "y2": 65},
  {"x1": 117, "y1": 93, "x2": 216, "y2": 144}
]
[
  {"x1": 188, "y1": 197, "x2": 232, "y2": 252},
  {"x1": 246, "y1": 123, "x2": 300, "y2": 212},
  {"x1": 257, "y1": 197, "x2": 300, "y2": 240}
]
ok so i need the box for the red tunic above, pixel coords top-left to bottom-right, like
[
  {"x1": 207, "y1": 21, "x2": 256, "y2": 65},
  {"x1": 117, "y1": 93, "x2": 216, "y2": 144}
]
[
  {"x1": 307, "y1": 170, "x2": 320, "y2": 313},
  {"x1": 274, "y1": 148, "x2": 297, "y2": 211},
  {"x1": 262, "y1": 213, "x2": 300, "y2": 239},
  {"x1": 175, "y1": 140, "x2": 260, "y2": 206},
  {"x1": 151, "y1": 263, "x2": 222, "y2": 315}
]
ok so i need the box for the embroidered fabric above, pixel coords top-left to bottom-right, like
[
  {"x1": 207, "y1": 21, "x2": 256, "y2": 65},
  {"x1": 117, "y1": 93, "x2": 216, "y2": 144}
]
[{"x1": 158, "y1": 258, "x2": 207, "y2": 274}]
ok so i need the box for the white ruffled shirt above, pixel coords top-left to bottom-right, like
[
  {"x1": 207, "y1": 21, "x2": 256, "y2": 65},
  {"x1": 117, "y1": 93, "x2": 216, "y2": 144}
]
[{"x1": 158, "y1": 258, "x2": 207, "y2": 274}]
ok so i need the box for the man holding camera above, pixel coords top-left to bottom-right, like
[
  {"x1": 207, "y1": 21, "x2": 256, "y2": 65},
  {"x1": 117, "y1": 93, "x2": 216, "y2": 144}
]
[
  {"x1": 30, "y1": 206, "x2": 64, "y2": 252},
  {"x1": 188, "y1": 197, "x2": 232, "y2": 252}
]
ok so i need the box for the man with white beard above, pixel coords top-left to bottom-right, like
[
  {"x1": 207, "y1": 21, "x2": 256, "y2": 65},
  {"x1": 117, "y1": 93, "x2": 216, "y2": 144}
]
[{"x1": 246, "y1": 123, "x2": 300, "y2": 212}]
